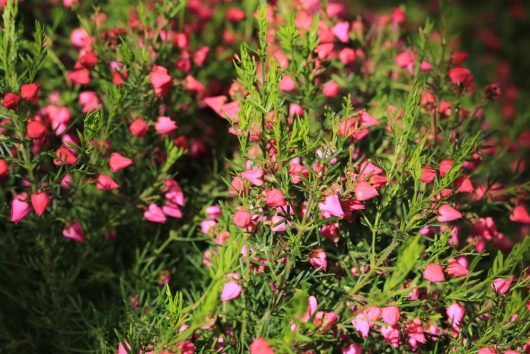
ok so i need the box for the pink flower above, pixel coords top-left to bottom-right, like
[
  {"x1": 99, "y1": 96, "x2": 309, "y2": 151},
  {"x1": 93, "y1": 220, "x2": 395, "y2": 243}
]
[
  {"x1": 382, "y1": 306, "x2": 400, "y2": 326},
  {"x1": 234, "y1": 210, "x2": 252, "y2": 228},
  {"x1": 420, "y1": 60, "x2": 432, "y2": 72},
  {"x1": 10, "y1": 193, "x2": 31, "y2": 223},
  {"x1": 241, "y1": 168, "x2": 264, "y2": 186},
  {"x1": 449, "y1": 67, "x2": 473, "y2": 87},
  {"x1": 342, "y1": 343, "x2": 362, "y2": 354},
  {"x1": 20, "y1": 83, "x2": 40, "y2": 103},
  {"x1": 63, "y1": 220, "x2": 85, "y2": 243},
  {"x1": 446, "y1": 258, "x2": 469, "y2": 277},
  {"x1": 78, "y1": 91, "x2": 101, "y2": 112},
  {"x1": 149, "y1": 65, "x2": 173, "y2": 97},
  {"x1": 319, "y1": 195, "x2": 344, "y2": 218},
  {"x1": 96, "y1": 174, "x2": 119, "y2": 191},
  {"x1": 439, "y1": 160, "x2": 453, "y2": 176},
  {"x1": 67, "y1": 69, "x2": 91, "y2": 85},
  {"x1": 437, "y1": 204, "x2": 463, "y2": 222},
  {"x1": 380, "y1": 325, "x2": 400, "y2": 348},
  {"x1": 354, "y1": 181, "x2": 378, "y2": 201},
  {"x1": 492, "y1": 276, "x2": 515, "y2": 295},
  {"x1": 264, "y1": 189, "x2": 286, "y2": 207},
  {"x1": 421, "y1": 165, "x2": 437, "y2": 183},
  {"x1": 270, "y1": 215, "x2": 287, "y2": 232},
  {"x1": 0, "y1": 159, "x2": 9, "y2": 178},
  {"x1": 509, "y1": 205, "x2": 530, "y2": 224},
  {"x1": 279, "y1": 75, "x2": 296, "y2": 91},
  {"x1": 302, "y1": 296, "x2": 318, "y2": 323},
  {"x1": 162, "y1": 204, "x2": 183, "y2": 218},
  {"x1": 478, "y1": 348, "x2": 496, "y2": 354},
  {"x1": 31, "y1": 191, "x2": 50, "y2": 216},
  {"x1": 313, "y1": 311, "x2": 338, "y2": 332},
  {"x1": 129, "y1": 118, "x2": 149, "y2": 137},
  {"x1": 309, "y1": 248, "x2": 327, "y2": 272},
  {"x1": 70, "y1": 28, "x2": 91, "y2": 48},
  {"x1": 332, "y1": 22, "x2": 350, "y2": 42},
  {"x1": 183, "y1": 74, "x2": 205, "y2": 93},
  {"x1": 154, "y1": 116, "x2": 178, "y2": 134},
  {"x1": 423, "y1": 263, "x2": 445, "y2": 282},
  {"x1": 109, "y1": 153, "x2": 133, "y2": 172},
  {"x1": 206, "y1": 205, "x2": 222, "y2": 220},
  {"x1": 250, "y1": 337, "x2": 274, "y2": 354},
  {"x1": 446, "y1": 302, "x2": 465, "y2": 328},
  {"x1": 144, "y1": 203, "x2": 167, "y2": 223},
  {"x1": 339, "y1": 48, "x2": 356, "y2": 64},
  {"x1": 396, "y1": 50, "x2": 416, "y2": 74},
  {"x1": 322, "y1": 81, "x2": 340, "y2": 97},
  {"x1": 351, "y1": 315, "x2": 370, "y2": 338},
  {"x1": 220, "y1": 279, "x2": 242, "y2": 301}
]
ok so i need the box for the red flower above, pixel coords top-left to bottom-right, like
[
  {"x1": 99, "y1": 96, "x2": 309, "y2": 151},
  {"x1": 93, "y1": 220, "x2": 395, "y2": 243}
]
[{"x1": 2, "y1": 93, "x2": 20, "y2": 110}]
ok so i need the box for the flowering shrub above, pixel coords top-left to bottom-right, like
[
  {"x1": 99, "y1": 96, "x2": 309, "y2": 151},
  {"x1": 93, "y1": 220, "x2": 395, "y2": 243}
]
[{"x1": 0, "y1": 0, "x2": 529, "y2": 353}]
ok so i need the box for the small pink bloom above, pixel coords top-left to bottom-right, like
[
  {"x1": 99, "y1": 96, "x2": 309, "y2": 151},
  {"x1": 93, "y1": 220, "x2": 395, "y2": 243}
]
[
  {"x1": 78, "y1": 91, "x2": 101, "y2": 112},
  {"x1": 396, "y1": 50, "x2": 416, "y2": 74},
  {"x1": 264, "y1": 189, "x2": 286, "y2": 207},
  {"x1": 354, "y1": 181, "x2": 378, "y2": 201},
  {"x1": 309, "y1": 248, "x2": 327, "y2": 272},
  {"x1": 54, "y1": 146, "x2": 77, "y2": 166},
  {"x1": 129, "y1": 118, "x2": 149, "y2": 137},
  {"x1": 322, "y1": 81, "x2": 340, "y2": 97},
  {"x1": 446, "y1": 302, "x2": 465, "y2": 328},
  {"x1": 67, "y1": 69, "x2": 91, "y2": 85},
  {"x1": 20, "y1": 83, "x2": 40, "y2": 103},
  {"x1": 270, "y1": 215, "x2": 287, "y2": 232},
  {"x1": 162, "y1": 204, "x2": 183, "y2": 218},
  {"x1": 380, "y1": 325, "x2": 400, "y2": 348},
  {"x1": 313, "y1": 311, "x2": 338, "y2": 332},
  {"x1": 0, "y1": 159, "x2": 9, "y2": 178},
  {"x1": 439, "y1": 160, "x2": 454, "y2": 176},
  {"x1": 492, "y1": 276, "x2": 515, "y2": 295},
  {"x1": 319, "y1": 195, "x2": 344, "y2": 218},
  {"x1": 423, "y1": 263, "x2": 445, "y2": 282},
  {"x1": 446, "y1": 258, "x2": 469, "y2": 277},
  {"x1": 220, "y1": 280, "x2": 242, "y2": 301},
  {"x1": 437, "y1": 204, "x2": 463, "y2": 222},
  {"x1": 10, "y1": 193, "x2": 31, "y2": 223},
  {"x1": 339, "y1": 48, "x2": 356, "y2": 64},
  {"x1": 70, "y1": 28, "x2": 91, "y2": 48},
  {"x1": 63, "y1": 220, "x2": 85, "y2": 243},
  {"x1": 332, "y1": 22, "x2": 350, "y2": 43},
  {"x1": 250, "y1": 337, "x2": 274, "y2": 354},
  {"x1": 342, "y1": 343, "x2": 362, "y2": 354},
  {"x1": 96, "y1": 174, "x2": 119, "y2": 191},
  {"x1": 351, "y1": 316, "x2": 370, "y2": 338},
  {"x1": 155, "y1": 116, "x2": 178, "y2": 134},
  {"x1": 144, "y1": 203, "x2": 167, "y2": 223},
  {"x1": 509, "y1": 205, "x2": 530, "y2": 224},
  {"x1": 302, "y1": 296, "x2": 318, "y2": 323},
  {"x1": 382, "y1": 306, "x2": 400, "y2": 326},
  {"x1": 449, "y1": 67, "x2": 473, "y2": 87},
  {"x1": 421, "y1": 165, "x2": 437, "y2": 183},
  {"x1": 206, "y1": 205, "x2": 222, "y2": 220},
  {"x1": 279, "y1": 75, "x2": 296, "y2": 92},
  {"x1": 31, "y1": 191, "x2": 50, "y2": 216},
  {"x1": 420, "y1": 60, "x2": 432, "y2": 71},
  {"x1": 241, "y1": 168, "x2": 264, "y2": 186},
  {"x1": 109, "y1": 152, "x2": 133, "y2": 172},
  {"x1": 478, "y1": 348, "x2": 496, "y2": 354},
  {"x1": 234, "y1": 210, "x2": 252, "y2": 228},
  {"x1": 149, "y1": 65, "x2": 172, "y2": 97}
]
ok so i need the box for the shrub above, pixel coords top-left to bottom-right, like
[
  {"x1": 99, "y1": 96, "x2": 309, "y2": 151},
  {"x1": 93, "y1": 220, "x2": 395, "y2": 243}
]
[{"x1": 0, "y1": 0, "x2": 529, "y2": 353}]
